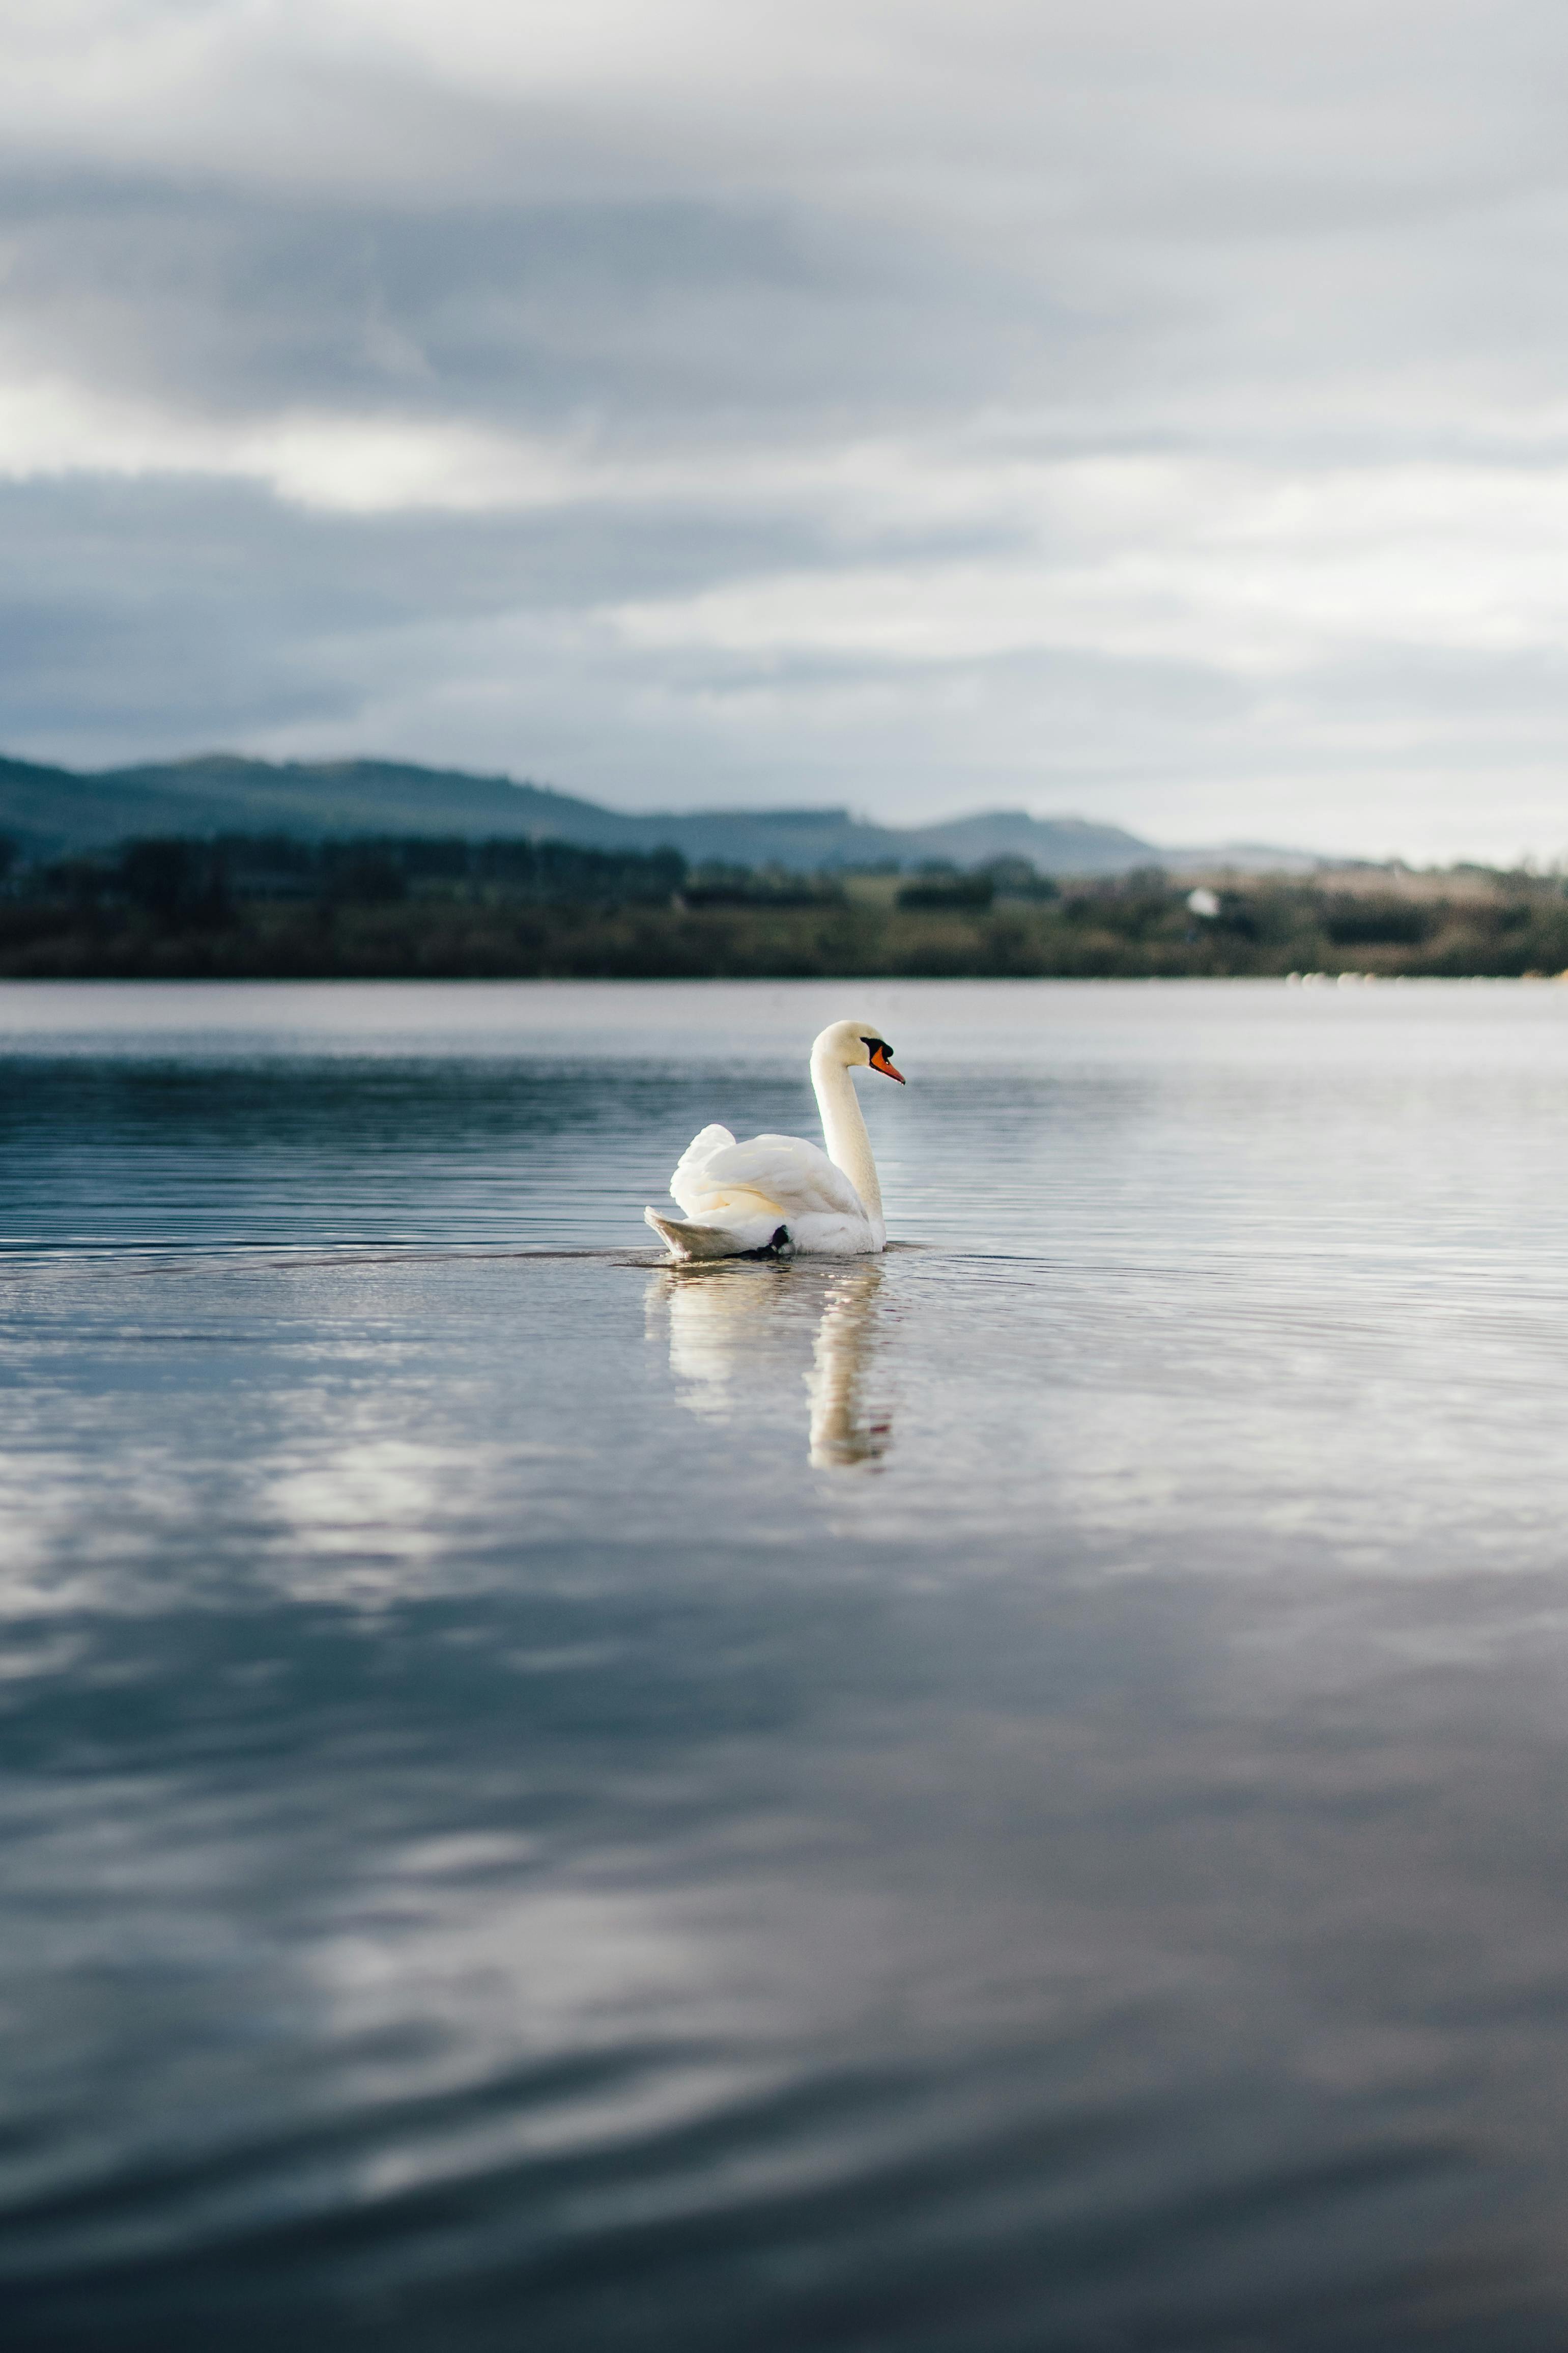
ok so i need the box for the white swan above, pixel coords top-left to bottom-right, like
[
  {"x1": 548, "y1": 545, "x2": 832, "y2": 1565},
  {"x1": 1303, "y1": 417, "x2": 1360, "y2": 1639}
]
[{"x1": 644, "y1": 1019, "x2": 905, "y2": 1260}]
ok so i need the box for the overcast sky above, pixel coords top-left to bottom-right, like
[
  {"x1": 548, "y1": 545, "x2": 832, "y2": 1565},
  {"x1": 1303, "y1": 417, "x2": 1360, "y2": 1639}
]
[{"x1": 8, "y1": 1, "x2": 1568, "y2": 857}]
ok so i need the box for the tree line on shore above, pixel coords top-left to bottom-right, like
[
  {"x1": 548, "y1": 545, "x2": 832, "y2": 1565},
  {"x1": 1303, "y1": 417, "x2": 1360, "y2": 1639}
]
[{"x1": 2, "y1": 829, "x2": 1566, "y2": 980}]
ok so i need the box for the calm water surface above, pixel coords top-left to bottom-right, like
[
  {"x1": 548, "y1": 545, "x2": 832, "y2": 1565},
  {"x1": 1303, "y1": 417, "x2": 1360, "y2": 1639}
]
[{"x1": 5, "y1": 978, "x2": 1568, "y2": 2349}]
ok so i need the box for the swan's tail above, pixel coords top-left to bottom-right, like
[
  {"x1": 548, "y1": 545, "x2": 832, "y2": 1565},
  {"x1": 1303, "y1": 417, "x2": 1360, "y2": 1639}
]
[{"x1": 644, "y1": 1208, "x2": 791, "y2": 1262}]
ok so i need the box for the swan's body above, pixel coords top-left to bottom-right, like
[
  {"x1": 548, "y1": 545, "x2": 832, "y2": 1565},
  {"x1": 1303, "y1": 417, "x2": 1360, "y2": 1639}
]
[{"x1": 645, "y1": 1020, "x2": 905, "y2": 1261}]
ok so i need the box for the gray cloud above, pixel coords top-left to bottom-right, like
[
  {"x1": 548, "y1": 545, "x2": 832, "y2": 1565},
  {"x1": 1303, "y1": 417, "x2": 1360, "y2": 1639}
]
[{"x1": 6, "y1": 1, "x2": 1568, "y2": 856}]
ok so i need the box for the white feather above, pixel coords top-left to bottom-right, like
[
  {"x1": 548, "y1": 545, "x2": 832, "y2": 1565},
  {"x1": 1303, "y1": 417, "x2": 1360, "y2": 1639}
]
[{"x1": 671, "y1": 1131, "x2": 864, "y2": 1224}]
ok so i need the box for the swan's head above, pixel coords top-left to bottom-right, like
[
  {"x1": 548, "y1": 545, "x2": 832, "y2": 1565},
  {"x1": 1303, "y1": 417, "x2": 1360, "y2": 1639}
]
[{"x1": 812, "y1": 1020, "x2": 905, "y2": 1083}]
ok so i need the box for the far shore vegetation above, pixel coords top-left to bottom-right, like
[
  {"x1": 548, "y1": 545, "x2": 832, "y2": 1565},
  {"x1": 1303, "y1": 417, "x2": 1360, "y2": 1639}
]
[{"x1": 4, "y1": 830, "x2": 1568, "y2": 982}]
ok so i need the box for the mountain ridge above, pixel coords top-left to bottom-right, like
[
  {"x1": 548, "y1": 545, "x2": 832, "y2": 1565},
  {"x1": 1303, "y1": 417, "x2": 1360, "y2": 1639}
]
[{"x1": 0, "y1": 750, "x2": 1316, "y2": 875}]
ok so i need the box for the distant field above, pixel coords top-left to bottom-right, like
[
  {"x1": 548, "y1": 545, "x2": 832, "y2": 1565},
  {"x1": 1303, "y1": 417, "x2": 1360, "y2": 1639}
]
[{"x1": 4, "y1": 837, "x2": 1568, "y2": 979}]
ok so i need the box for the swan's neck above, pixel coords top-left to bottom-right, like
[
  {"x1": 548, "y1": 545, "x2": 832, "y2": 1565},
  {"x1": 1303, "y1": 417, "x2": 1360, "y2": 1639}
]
[{"x1": 812, "y1": 1050, "x2": 884, "y2": 1238}]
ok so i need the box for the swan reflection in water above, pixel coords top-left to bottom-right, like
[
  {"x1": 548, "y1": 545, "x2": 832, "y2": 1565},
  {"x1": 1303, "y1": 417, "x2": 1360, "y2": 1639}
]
[{"x1": 646, "y1": 1262, "x2": 894, "y2": 1469}]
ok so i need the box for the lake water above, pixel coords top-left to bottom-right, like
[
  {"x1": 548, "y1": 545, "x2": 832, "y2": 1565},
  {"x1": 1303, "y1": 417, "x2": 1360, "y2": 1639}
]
[{"x1": 5, "y1": 977, "x2": 1568, "y2": 2350}]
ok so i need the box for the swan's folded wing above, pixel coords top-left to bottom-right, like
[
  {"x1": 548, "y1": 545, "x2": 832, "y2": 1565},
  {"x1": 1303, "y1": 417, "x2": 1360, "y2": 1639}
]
[
  {"x1": 669, "y1": 1124, "x2": 736, "y2": 1212},
  {"x1": 680, "y1": 1131, "x2": 865, "y2": 1221}
]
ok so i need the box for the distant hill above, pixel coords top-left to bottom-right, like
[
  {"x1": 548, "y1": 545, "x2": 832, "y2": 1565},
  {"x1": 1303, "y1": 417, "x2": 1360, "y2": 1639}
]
[
  {"x1": 0, "y1": 752, "x2": 636, "y2": 860},
  {"x1": 0, "y1": 750, "x2": 1314, "y2": 876}
]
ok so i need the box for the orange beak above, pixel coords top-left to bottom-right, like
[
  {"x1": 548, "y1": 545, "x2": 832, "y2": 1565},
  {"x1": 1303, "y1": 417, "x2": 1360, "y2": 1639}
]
[{"x1": 869, "y1": 1045, "x2": 906, "y2": 1083}]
